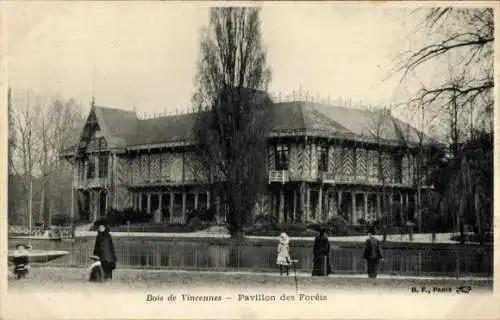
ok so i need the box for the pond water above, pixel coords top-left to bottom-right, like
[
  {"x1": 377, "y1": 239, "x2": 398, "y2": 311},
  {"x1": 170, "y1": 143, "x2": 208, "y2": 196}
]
[{"x1": 8, "y1": 237, "x2": 493, "y2": 277}]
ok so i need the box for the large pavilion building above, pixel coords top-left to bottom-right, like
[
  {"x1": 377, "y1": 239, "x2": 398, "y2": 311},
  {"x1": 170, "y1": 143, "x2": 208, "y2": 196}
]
[{"x1": 59, "y1": 98, "x2": 433, "y2": 226}]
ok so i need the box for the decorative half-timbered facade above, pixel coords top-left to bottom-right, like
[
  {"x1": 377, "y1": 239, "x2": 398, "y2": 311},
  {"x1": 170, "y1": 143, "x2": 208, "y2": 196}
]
[{"x1": 60, "y1": 100, "x2": 433, "y2": 225}]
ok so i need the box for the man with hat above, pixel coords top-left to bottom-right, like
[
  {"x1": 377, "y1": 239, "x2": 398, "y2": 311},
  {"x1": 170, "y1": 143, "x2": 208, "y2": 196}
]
[{"x1": 363, "y1": 226, "x2": 383, "y2": 278}]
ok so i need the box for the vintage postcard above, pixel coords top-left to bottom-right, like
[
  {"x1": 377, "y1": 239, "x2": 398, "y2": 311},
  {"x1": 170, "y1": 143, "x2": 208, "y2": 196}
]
[{"x1": 0, "y1": 1, "x2": 498, "y2": 319}]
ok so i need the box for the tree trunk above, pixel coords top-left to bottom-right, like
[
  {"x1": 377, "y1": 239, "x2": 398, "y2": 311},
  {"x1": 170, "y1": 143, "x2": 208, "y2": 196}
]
[{"x1": 39, "y1": 185, "x2": 46, "y2": 224}]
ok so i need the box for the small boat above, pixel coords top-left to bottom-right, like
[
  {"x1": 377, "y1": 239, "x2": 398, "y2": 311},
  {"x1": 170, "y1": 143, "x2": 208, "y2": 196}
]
[{"x1": 8, "y1": 249, "x2": 69, "y2": 264}]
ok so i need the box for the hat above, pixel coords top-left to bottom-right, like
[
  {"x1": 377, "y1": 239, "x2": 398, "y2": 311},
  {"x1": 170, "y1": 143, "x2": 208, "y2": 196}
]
[
  {"x1": 94, "y1": 218, "x2": 109, "y2": 227},
  {"x1": 15, "y1": 243, "x2": 30, "y2": 250},
  {"x1": 279, "y1": 232, "x2": 289, "y2": 244}
]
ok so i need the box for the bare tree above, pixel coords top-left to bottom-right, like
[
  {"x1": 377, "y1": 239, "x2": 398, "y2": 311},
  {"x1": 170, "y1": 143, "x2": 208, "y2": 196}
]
[
  {"x1": 10, "y1": 89, "x2": 84, "y2": 226},
  {"x1": 394, "y1": 8, "x2": 494, "y2": 243},
  {"x1": 397, "y1": 8, "x2": 493, "y2": 129},
  {"x1": 192, "y1": 7, "x2": 272, "y2": 239}
]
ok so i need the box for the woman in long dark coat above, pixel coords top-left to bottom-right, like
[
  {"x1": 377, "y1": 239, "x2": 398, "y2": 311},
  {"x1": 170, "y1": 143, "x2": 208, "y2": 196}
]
[
  {"x1": 312, "y1": 228, "x2": 332, "y2": 276},
  {"x1": 93, "y1": 220, "x2": 117, "y2": 281}
]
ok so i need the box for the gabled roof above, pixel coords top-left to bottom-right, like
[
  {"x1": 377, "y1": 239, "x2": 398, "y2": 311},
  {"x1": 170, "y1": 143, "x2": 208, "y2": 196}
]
[{"x1": 60, "y1": 100, "x2": 432, "y2": 157}]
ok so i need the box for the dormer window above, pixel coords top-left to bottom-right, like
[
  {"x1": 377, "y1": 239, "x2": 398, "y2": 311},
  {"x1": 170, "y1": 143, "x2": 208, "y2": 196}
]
[
  {"x1": 317, "y1": 145, "x2": 328, "y2": 172},
  {"x1": 275, "y1": 144, "x2": 289, "y2": 171}
]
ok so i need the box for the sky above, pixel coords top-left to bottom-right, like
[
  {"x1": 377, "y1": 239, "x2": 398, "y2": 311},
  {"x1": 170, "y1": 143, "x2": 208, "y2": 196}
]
[{"x1": 5, "y1": 2, "x2": 425, "y2": 122}]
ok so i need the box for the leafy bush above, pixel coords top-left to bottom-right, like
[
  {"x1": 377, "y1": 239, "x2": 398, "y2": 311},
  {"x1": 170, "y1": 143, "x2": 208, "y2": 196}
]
[
  {"x1": 187, "y1": 207, "x2": 216, "y2": 222},
  {"x1": 307, "y1": 216, "x2": 352, "y2": 236},
  {"x1": 51, "y1": 213, "x2": 72, "y2": 226},
  {"x1": 106, "y1": 207, "x2": 151, "y2": 226},
  {"x1": 246, "y1": 220, "x2": 317, "y2": 237},
  {"x1": 253, "y1": 214, "x2": 279, "y2": 227}
]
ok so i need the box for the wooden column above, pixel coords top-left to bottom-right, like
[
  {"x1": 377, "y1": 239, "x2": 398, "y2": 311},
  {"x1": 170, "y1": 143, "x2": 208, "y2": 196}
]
[
  {"x1": 364, "y1": 192, "x2": 368, "y2": 220},
  {"x1": 138, "y1": 193, "x2": 143, "y2": 211},
  {"x1": 181, "y1": 192, "x2": 187, "y2": 223},
  {"x1": 351, "y1": 191, "x2": 356, "y2": 224},
  {"x1": 300, "y1": 183, "x2": 306, "y2": 223},
  {"x1": 399, "y1": 192, "x2": 404, "y2": 223},
  {"x1": 159, "y1": 193, "x2": 163, "y2": 211},
  {"x1": 95, "y1": 155, "x2": 99, "y2": 180},
  {"x1": 194, "y1": 192, "x2": 199, "y2": 210},
  {"x1": 389, "y1": 192, "x2": 394, "y2": 222},
  {"x1": 293, "y1": 190, "x2": 298, "y2": 221},
  {"x1": 306, "y1": 185, "x2": 311, "y2": 222},
  {"x1": 414, "y1": 192, "x2": 418, "y2": 222},
  {"x1": 318, "y1": 185, "x2": 323, "y2": 222},
  {"x1": 147, "y1": 193, "x2": 151, "y2": 213},
  {"x1": 169, "y1": 192, "x2": 174, "y2": 223},
  {"x1": 337, "y1": 191, "x2": 342, "y2": 216},
  {"x1": 279, "y1": 189, "x2": 284, "y2": 222},
  {"x1": 216, "y1": 196, "x2": 221, "y2": 221},
  {"x1": 406, "y1": 193, "x2": 410, "y2": 220},
  {"x1": 377, "y1": 192, "x2": 381, "y2": 219}
]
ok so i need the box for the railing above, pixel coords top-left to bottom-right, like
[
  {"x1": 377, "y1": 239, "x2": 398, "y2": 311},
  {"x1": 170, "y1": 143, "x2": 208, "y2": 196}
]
[
  {"x1": 128, "y1": 176, "x2": 187, "y2": 187},
  {"x1": 73, "y1": 178, "x2": 108, "y2": 189},
  {"x1": 268, "y1": 170, "x2": 289, "y2": 184},
  {"x1": 13, "y1": 237, "x2": 493, "y2": 277},
  {"x1": 8, "y1": 225, "x2": 74, "y2": 239}
]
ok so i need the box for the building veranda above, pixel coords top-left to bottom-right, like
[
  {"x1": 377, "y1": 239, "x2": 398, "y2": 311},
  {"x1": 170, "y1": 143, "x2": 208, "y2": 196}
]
[{"x1": 59, "y1": 98, "x2": 435, "y2": 227}]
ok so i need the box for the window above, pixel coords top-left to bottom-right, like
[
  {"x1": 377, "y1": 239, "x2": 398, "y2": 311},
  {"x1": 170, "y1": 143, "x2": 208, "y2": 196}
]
[
  {"x1": 393, "y1": 153, "x2": 403, "y2": 183},
  {"x1": 87, "y1": 157, "x2": 96, "y2": 179},
  {"x1": 317, "y1": 145, "x2": 328, "y2": 172},
  {"x1": 98, "y1": 154, "x2": 108, "y2": 178},
  {"x1": 275, "y1": 144, "x2": 289, "y2": 171}
]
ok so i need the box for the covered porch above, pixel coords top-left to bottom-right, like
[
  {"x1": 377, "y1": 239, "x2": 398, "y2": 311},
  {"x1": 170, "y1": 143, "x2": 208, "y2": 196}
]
[{"x1": 267, "y1": 182, "x2": 418, "y2": 225}]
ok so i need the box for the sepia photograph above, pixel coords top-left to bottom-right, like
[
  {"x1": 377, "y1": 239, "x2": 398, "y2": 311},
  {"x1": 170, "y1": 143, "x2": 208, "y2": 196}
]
[{"x1": 1, "y1": 1, "x2": 497, "y2": 319}]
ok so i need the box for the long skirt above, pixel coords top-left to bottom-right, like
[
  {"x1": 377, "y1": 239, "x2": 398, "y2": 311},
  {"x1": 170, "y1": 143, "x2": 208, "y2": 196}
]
[
  {"x1": 101, "y1": 261, "x2": 115, "y2": 280},
  {"x1": 366, "y1": 259, "x2": 380, "y2": 278},
  {"x1": 312, "y1": 255, "x2": 332, "y2": 276}
]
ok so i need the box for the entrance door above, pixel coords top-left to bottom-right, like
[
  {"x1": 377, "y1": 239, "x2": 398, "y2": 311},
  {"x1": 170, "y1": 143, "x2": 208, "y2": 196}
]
[
  {"x1": 283, "y1": 189, "x2": 294, "y2": 222},
  {"x1": 99, "y1": 191, "x2": 107, "y2": 218}
]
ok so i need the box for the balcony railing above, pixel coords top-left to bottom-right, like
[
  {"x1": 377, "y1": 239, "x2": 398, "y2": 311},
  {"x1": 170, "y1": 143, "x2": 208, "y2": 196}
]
[
  {"x1": 268, "y1": 170, "x2": 289, "y2": 184},
  {"x1": 73, "y1": 177, "x2": 108, "y2": 189},
  {"x1": 128, "y1": 176, "x2": 198, "y2": 187}
]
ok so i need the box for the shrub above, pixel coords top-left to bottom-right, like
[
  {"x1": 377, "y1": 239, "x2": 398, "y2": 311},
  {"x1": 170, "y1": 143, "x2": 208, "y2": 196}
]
[
  {"x1": 186, "y1": 217, "x2": 210, "y2": 232},
  {"x1": 187, "y1": 207, "x2": 215, "y2": 222},
  {"x1": 246, "y1": 220, "x2": 317, "y2": 237},
  {"x1": 253, "y1": 214, "x2": 279, "y2": 227},
  {"x1": 308, "y1": 216, "x2": 352, "y2": 236},
  {"x1": 51, "y1": 213, "x2": 72, "y2": 226},
  {"x1": 106, "y1": 207, "x2": 151, "y2": 226},
  {"x1": 326, "y1": 216, "x2": 351, "y2": 236}
]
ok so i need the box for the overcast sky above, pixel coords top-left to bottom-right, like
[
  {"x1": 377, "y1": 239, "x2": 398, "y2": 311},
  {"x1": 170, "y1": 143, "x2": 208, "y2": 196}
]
[{"x1": 6, "y1": 2, "x2": 425, "y2": 121}]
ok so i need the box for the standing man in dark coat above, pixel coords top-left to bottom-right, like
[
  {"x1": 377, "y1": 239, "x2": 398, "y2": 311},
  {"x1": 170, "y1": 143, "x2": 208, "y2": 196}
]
[
  {"x1": 312, "y1": 228, "x2": 332, "y2": 276},
  {"x1": 93, "y1": 220, "x2": 117, "y2": 281},
  {"x1": 363, "y1": 227, "x2": 383, "y2": 278}
]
